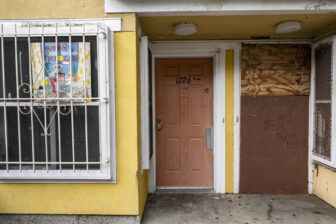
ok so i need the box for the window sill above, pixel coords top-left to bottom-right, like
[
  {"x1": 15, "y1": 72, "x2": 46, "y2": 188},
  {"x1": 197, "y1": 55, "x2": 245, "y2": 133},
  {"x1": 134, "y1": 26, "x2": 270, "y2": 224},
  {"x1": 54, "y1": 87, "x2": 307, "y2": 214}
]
[
  {"x1": 313, "y1": 160, "x2": 336, "y2": 172},
  {"x1": 0, "y1": 179, "x2": 116, "y2": 184}
]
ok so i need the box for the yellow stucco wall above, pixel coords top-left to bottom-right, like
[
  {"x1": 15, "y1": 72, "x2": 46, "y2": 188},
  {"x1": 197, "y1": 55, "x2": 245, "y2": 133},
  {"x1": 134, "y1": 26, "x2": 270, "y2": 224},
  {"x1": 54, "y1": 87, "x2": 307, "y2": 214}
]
[
  {"x1": 0, "y1": 31, "x2": 144, "y2": 215},
  {"x1": 0, "y1": 0, "x2": 136, "y2": 32},
  {"x1": 313, "y1": 165, "x2": 336, "y2": 208},
  {"x1": 0, "y1": 0, "x2": 148, "y2": 216}
]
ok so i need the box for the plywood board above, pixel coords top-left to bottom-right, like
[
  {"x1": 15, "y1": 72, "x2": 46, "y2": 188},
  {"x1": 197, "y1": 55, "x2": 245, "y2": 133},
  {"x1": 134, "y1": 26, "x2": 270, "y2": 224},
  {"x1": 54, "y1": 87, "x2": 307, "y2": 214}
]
[
  {"x1": 241, "y1": 44, "x2": 310, "y2": 96},
  {"x1": 240, "y1": 95, "x2": 309, "y2": 194}
]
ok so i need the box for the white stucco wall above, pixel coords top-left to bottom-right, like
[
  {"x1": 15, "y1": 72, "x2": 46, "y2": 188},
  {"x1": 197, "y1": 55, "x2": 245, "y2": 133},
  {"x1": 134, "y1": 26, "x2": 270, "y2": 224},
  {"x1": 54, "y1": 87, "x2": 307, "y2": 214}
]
[{"x1": 105, "y1": 0, "x2": 336, "y2": 15}]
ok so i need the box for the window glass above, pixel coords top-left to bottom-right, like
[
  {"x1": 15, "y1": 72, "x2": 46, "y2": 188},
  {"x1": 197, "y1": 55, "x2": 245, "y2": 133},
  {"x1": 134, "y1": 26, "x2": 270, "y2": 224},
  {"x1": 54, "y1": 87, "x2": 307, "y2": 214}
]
[
  {"x1": 0, "y1": 36, "x2": 101, "y2": 171},
  {"x1": 313, "y1": 44, "x2": 332, "y2": 160}
]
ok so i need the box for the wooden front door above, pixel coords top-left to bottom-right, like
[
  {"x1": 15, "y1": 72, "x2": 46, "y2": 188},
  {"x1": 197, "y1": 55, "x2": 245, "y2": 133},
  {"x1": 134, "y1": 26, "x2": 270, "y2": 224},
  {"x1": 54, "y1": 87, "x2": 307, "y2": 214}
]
[{"x1": 155, "y1": 58, "x2": 213, "y2": 187}]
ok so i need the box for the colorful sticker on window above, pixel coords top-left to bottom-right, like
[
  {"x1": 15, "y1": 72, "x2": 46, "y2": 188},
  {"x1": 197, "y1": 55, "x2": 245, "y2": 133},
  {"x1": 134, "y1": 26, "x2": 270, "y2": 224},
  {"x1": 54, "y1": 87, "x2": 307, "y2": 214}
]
[{"x1": 31, "y1": 42, "x2": 91, "y2": 99}]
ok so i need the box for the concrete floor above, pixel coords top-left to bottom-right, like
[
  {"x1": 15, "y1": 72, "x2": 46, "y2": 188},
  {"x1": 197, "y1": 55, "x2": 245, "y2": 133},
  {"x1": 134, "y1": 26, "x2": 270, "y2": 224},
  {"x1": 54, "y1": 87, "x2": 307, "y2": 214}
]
[{"x1": 142, "y1": 193, "x2": 336, "y2": 224}]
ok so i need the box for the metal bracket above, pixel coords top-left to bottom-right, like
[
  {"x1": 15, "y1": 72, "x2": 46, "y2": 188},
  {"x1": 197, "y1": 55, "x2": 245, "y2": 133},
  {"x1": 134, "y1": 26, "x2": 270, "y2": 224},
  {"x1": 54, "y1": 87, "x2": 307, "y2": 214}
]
[{"x1": 206, "y1": 126, "x2": 214, "y2": 150}]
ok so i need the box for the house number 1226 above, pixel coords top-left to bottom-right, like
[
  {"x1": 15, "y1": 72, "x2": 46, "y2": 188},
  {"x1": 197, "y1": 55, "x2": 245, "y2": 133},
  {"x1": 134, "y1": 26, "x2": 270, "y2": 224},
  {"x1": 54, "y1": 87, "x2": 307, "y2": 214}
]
[{"x1": 176, "y1": 76, "x2": 191, "y2": 84}]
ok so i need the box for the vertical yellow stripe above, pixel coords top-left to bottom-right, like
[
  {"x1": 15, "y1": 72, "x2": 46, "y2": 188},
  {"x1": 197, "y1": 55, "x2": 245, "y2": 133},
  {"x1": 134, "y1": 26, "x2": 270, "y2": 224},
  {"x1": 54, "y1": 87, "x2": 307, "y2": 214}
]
[{"x1": 225, "y1": 50, "x2": 234, "y2": 193}]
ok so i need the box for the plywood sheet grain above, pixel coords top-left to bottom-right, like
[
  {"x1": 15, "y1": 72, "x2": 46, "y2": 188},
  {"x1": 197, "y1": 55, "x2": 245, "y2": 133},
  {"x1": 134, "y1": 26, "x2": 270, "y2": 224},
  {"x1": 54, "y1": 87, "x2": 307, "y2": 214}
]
[{"x1": 241, "y1": 44, "x2": 311, "y2": 96}]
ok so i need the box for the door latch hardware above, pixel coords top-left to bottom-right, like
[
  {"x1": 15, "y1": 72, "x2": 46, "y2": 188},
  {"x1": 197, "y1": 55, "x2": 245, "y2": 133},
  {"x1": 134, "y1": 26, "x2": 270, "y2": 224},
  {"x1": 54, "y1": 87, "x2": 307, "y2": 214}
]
[
  {"x1": 206, "y1": 126, "x2": 214, "y2": 150},
  {"x1": 156, "y1": 119, "x2": 162, "y2": 131}
]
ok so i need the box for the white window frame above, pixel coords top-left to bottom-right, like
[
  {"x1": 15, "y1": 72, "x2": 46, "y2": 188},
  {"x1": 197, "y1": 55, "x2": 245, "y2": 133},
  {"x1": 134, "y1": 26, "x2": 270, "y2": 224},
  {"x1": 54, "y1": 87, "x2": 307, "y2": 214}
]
[
  {"x1": 0, "y1": 19, "x2": 120, "y2": 182},
  {"x1": 311, "y1": 35, "x2": 336, "y2": 169}
]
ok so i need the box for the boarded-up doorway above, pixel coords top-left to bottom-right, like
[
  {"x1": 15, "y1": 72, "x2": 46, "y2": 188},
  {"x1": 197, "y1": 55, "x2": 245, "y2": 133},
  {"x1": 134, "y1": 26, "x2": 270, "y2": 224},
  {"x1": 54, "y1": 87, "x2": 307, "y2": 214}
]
[{"x1": 240, "y1": 44, "x2": 310, "y2": 194}]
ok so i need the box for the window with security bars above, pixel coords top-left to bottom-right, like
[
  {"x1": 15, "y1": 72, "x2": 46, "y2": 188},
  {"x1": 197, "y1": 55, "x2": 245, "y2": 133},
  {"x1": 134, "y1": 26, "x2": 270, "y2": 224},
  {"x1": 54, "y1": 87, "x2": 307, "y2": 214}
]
[
  {"x1": 312, "y1": 39, "x2": 336, "y2": 168},
  {"x1": 0, "y1": 20, "x2": 117, "y2": 181}
]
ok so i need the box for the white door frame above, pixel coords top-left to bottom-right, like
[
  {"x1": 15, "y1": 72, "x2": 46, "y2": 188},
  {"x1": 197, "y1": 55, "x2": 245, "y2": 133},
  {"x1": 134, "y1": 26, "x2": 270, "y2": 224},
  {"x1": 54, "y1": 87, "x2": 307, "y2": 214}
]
[{"x1": 148, "y1": 41, "x2": 241, "y2": 193}]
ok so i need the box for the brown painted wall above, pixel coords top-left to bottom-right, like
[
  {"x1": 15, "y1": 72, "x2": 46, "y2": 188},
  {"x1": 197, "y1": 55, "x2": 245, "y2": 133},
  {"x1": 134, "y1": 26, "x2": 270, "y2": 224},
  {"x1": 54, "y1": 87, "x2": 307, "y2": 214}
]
[
  {"x1": 240, "y1": 44, "x2": 310, "y2": 194},
  {"x1": 241, "y1": 44, "x2": 310, "y2": 96},
  {"x1": 240, "y1": 96, "x2": 309, "y2": 193}
]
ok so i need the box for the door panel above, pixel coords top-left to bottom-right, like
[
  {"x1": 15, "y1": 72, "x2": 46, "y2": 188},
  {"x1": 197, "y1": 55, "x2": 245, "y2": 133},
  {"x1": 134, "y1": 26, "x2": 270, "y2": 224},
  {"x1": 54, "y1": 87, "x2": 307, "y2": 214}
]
[{"x1": 156, "y1": 58, "x2": 213, "y2": 187}]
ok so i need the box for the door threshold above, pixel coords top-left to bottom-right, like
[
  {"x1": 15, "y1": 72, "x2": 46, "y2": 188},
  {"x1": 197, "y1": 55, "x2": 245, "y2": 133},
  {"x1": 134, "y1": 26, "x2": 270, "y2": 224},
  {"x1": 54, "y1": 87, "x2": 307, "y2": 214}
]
[{"x1": 155, "y1": 187, "x2": 214, "y2": 194}]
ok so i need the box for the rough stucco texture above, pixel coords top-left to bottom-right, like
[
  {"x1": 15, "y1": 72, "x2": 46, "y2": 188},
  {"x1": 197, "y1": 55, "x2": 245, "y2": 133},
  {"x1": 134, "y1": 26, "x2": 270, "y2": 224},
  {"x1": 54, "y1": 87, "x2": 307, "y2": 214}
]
[
  {"x1": 241, "y1": 44, "x2": 311, "y2": 96},
  {"x1": 0, "y1": 32, "x2": 142, "y2": 216},
  {"x1": 0, "y1": 0, "x2": 136, "y2": 31},
  {"x1": 0, "y1": 0, "x2": 145, "y2": 216}
]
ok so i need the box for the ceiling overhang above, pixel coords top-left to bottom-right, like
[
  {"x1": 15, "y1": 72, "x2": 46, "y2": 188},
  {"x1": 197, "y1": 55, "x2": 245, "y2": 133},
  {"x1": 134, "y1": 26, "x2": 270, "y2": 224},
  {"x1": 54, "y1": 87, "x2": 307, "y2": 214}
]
[
  {"x1": 105, "y1": 0, "x2": 336, "y2": 16},
  {"x1": 139, "y1": 14, "x2": 336, "y2": 41}
]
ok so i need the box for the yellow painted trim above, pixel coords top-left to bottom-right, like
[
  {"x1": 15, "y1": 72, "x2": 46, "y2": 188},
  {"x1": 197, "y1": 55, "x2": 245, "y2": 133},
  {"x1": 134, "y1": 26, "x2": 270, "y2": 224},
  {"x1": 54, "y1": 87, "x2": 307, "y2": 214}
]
[
  {"x1": 0, "y1": 0, "x2": 136, "y2": 31},
  {"x1": 0, "y1": 32, "x2": 142, "y2": 215},
  {"x1": 138, "y1": 170, "x2": 148, "y2": 220},
  {"x1": 225, "y1": 50, "x2": 234, "y2": 193},
  {"x1": 313, "y1": 165, "x2": 336, "y2": 208}
]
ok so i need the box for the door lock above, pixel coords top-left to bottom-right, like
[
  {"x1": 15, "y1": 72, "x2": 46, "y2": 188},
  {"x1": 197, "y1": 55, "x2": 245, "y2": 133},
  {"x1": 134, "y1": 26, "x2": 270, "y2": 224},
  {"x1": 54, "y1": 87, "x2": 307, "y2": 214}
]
[{"x1": 156, "y1": 119, "x2": 162, "y2": 131}]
